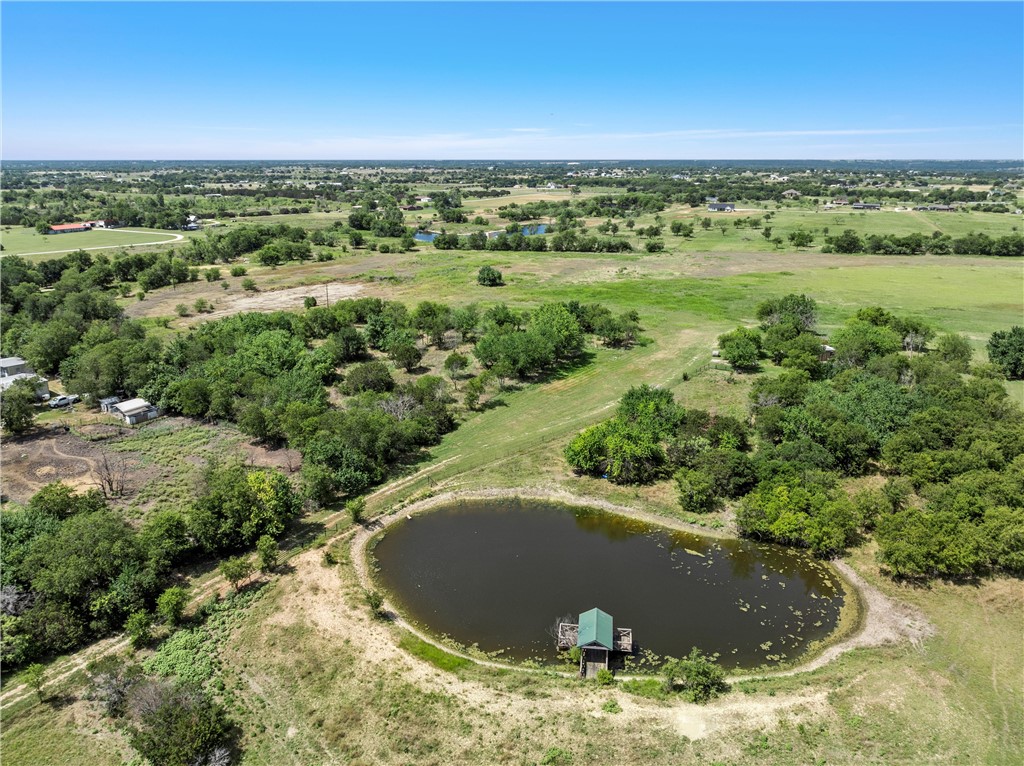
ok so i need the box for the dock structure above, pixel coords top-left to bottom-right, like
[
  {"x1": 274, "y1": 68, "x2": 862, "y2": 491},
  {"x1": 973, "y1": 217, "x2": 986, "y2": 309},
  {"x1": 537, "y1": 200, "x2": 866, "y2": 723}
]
[{"x1": 556, "y1": 608, "x2": 634, "y2": 678}]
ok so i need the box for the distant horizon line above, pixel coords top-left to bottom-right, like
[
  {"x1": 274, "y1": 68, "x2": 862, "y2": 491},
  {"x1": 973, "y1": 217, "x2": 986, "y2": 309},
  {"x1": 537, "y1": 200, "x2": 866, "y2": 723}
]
[{"x1": 5, "y1": 158, "x2": 1022, "y2": 163}]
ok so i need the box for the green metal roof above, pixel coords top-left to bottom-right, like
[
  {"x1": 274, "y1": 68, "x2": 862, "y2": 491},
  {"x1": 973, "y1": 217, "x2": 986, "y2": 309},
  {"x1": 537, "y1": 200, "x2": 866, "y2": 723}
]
[{"x1": 576, "y1": 608, "x2": 613, "y2": 650}]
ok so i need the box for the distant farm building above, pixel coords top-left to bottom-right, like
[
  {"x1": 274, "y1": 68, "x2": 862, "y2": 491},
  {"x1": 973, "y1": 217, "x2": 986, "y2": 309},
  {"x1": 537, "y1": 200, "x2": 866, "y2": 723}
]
[
  {"x1": 0, "y1": 356, "x2": 49, "y2": 399},
  {"x1": 47, "y1": 220, "x2": 118, "y2": 233},
  {"x1": 913, "y1": 205, "x2": 956, "y2": 212},
  {"x1": 110, "y1": 398, "x2": 160, "y2": 425},
  {"x1": 782, "y1": 189, "x2": 802, "y2": 199},
  {"x1": 47, "y1": 222, "x2": 91, "y2": 234},
  {"x1": 831, "y1": 197, "x2": 850, "y2": 206},
  {"x1": 707, "y1": 202, "x2": 736, "y2": 212},
  {"x1": 852, "y1": 202, "x2": 881, "y2": 210},
  {"x1": 557, "y1": 608, "x2": 634, "y2": 678},
  {"x1": 820, "y1": 344, "x2": 836, "y2": 362}
]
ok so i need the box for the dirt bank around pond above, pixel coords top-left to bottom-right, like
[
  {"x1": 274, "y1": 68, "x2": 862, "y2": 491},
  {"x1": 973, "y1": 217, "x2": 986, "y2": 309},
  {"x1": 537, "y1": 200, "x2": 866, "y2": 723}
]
[{"x1": 351, "y1": 486, "x2": 934, "y2": 683}]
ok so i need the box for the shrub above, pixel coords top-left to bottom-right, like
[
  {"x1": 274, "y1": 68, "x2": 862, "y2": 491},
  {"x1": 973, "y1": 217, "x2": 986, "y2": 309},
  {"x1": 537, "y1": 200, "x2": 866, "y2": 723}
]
[
  {"x1": 241, "y1": 278, "x2": 257, "y2": 292},
  {"x1": 595, "y1": 668, "x2": 615, "y2": 686},
  {"x1": 365, "y1": 589, "x2": 385, "y2": 619},
  {"x1": 125, "y1": 610, "x2": 153, "y2": 649},
  {"x1": 342, "y1": 361, "x2": 394, "y2": 394},
  {"x1": 229, "y1": 265, "x2": 247, "y2": 277},
  {"x1": 346, "y1": 498, "x2": 365, "y2": 525},
  {"x1": 156, "y1": 587, "x2": 189, "y2": 626},
  {"x1": 477, "y1": 265, "x2": 504, "y2": 286},
  {"x1": 601, "y1": 698, "x2": 622, "y2": 713},
  {"x1": 256, "y1": 535, "x2": 279, "y2": 573},
  {"x1": 218, "y1": 556, "x2": 254, "y2": 591}
]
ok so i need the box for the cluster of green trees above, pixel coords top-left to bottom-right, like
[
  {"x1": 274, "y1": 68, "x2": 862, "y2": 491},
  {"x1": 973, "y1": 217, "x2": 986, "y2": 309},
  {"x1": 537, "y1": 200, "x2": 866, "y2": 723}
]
[
  {"x1": 717, "y1": 296, "x2": 939, "y2": 376},
  {"x1": 497, "y1": 192, "x2": 666, "y2": 223},
  {"x1": 825, "y1": 228, "x2": 1024, "y2": 256},
  {"x1": 430, "y1": 228, "x2": 634, "y2": 254},
  {"x1": 471, "y1": 301, "x2": 639, "y2": 386},
  {"x1": 0, "y1": 461, "x2": 300, "y2": 667},
  {"x1": 181, "y1": 223, "x2": 309, "y2": 264},
  {"x1": 565, "y1": 385, "x2": 750, "y2": 490},
  {"x1": 746, "y1": 350, "x2": 1024, "y2": 576},
  {"x1": 567, "y1": 297, "x2": 1024, "y2": 578}
]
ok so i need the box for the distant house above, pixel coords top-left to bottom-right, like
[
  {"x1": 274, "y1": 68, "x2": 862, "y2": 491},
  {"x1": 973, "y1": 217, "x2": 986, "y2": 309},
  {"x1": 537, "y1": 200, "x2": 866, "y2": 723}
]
[
  {"x1": 831, "y1": 197, "x2": 850, "y2": 206},
  {"x1": 705, "y1": 196, "x2": 718, "y2": 203},
  {"x1": 913, "y1": 205, "x2": 955, "y2": 212},
  {"x1": 852, "y1": 202, "x2": 881, "y2": 210},
  {"x1": 47, "y1": 222, "x2": 91, "y2": 234},
  {"x1": 782, "y1": 189, "x2": 801, "y2": 199},
  {"x1": 46, "y1": 220, "x2": 118, "y2": 233},
  {"x1": 416, "y1": 196, "x2": 432, "y2": 203},
  {"x1": 0, "y1": 356, "x2": 49, "y2": 399},
  {"x1": 110, "y1": 398, "x2": 160, "y2": 425},
  {"x1": 820, "y1": 344, "x2": 836, "y2": 362},
  {"x1": 400, "y1": 205, "x2": 423, "y2": 211},
  {"x1": 707, "y1": 202, "x2": 735, "y2": 212}
]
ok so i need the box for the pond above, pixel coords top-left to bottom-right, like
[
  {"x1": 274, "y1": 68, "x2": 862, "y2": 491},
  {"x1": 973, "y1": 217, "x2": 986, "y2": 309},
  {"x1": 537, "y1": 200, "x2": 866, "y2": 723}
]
[
  {"x1": 372, "y1": 499, "x2": 845, "y2": 668},
  {"x1": 487, "y1": 224, "x2": 549, "y2": 238},
  {"x1": 415, "y1": 224, "x2": 548, "y2": 243}
]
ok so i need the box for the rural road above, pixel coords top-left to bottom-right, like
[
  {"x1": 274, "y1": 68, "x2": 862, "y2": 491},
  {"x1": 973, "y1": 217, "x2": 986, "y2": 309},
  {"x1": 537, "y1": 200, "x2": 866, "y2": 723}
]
[{"x1": 10, "y1": 228, "x2": 185, "y2": 257}]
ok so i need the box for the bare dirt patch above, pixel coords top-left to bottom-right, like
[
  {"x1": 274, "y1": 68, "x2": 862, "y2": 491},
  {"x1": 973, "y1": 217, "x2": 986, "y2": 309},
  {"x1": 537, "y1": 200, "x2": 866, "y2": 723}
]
[
  {"x1": 191, "y1": 281, "x2": 366, "y2": 322},
  {"x1": 1, "y1": 431, "x2": 107, "y2": 502}
]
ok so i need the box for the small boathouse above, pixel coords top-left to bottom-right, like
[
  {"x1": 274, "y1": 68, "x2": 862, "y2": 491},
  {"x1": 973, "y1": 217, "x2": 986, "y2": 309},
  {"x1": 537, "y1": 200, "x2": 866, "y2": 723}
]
[{"x1": 556, "y1": 608, "x2": 634, "y2": 677}]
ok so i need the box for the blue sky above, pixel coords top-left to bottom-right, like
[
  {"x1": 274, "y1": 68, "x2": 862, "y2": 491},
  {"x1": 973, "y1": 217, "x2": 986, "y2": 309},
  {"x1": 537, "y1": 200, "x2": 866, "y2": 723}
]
[{"x1": 2, "y1": 1, "x2": 1022, "y2": 159}]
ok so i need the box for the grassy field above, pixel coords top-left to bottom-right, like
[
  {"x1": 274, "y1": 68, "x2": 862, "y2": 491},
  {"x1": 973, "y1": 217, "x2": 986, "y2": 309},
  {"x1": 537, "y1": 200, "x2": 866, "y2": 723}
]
[
  {"x1": 0, "y1": 226, "x2": 187, "y2": 259},
  {"x1": 3, "y1": 242, "x2": 1023, "y2": 765}
]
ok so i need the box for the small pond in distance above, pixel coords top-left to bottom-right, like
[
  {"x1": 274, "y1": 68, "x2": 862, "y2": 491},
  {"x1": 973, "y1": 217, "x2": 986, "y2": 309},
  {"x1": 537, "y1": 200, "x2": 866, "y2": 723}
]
[
  {"x1": 415, "y1": 224, "x2": 547, "y2": 243},
  {"x1": 373, "y1": 499, "x2": 844, "y2": 668}
]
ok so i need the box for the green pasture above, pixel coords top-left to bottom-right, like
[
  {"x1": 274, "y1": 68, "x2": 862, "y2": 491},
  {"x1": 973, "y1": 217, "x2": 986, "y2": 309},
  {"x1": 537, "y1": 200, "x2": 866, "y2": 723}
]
[
  {"x1": 0, "y1": 226, "x2": 187, "y2": 259},
  {"x1": 342, "y1": 251, "x2": 1024, "y2": 502}
]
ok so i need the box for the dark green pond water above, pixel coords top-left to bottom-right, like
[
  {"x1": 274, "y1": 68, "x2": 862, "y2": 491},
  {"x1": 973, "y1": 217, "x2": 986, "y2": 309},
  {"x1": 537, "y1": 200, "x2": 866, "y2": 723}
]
[{"x1": 372, "y1": 499, "x2": 845, "y2": 668}]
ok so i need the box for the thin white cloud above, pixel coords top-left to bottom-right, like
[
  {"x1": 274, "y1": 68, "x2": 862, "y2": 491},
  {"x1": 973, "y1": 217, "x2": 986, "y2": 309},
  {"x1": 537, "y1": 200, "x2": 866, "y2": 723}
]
[{"x1": 6, "y1": 124, "x2": 1020, "y2": 160}]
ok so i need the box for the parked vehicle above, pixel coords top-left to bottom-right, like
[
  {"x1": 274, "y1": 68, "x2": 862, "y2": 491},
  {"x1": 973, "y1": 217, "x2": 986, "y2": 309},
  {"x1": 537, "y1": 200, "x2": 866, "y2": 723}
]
[{"x1": 47, "y1": 394, "x2": 80, "y2": 408}]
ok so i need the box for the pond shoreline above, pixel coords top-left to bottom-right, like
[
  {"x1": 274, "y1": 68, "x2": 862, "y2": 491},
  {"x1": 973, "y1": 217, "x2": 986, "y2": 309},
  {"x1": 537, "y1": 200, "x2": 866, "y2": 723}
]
[{"x1": 353, "y1": 487, "x2": 933, "y2": 680}]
